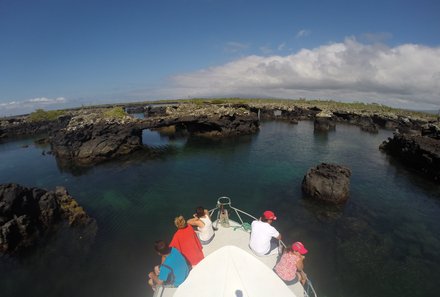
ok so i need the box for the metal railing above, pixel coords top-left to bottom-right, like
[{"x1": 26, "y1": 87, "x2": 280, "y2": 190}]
[{"x1": 209, "y1": 196, "x2": 318, "y2": 297}]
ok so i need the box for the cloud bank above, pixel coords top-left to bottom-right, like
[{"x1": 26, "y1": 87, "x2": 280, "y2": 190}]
[
  {"x1": 170, "y1": 38, "x2": 440, "y2": 109},
  {"x1": 0, "y1": 97, "x2": 67, "y2": 116}
]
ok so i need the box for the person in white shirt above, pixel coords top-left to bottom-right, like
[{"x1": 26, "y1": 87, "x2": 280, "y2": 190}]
[
  {"x1": 187, "y1": 206, "x2": 215, "y2": 245},
  {"x1": 249, "y1": 210, "x2": 282, "y2": 256}
]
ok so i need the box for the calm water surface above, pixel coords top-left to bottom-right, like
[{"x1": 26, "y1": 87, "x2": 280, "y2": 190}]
[{"x1": 1, "y1": 121, "x2": 439, "y2": 297}]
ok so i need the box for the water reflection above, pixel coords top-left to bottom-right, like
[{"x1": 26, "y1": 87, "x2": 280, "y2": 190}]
[{"x1": 142, "y1": 127, "x2": 187, "y2": 148}]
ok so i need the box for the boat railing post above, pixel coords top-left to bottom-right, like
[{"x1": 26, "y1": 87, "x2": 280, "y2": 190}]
[{"x1": 232, "y1": 207, "x2": 245, "y2": 225}]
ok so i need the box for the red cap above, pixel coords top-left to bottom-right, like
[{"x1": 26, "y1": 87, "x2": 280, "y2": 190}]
[
  {"x1": 263, "y1": 210, "x2": 277, "y2": 220},
  {"x1": 292, "y1": 242, "x2": 308, "y2": 254}
]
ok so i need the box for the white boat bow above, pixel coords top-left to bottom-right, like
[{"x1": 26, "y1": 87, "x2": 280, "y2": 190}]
[{"x1": 153, "y1": 197, "x2": 317, "y2": 297}]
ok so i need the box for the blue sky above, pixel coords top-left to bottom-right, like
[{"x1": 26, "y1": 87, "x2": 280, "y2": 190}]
[{"x1": 1, "y1": 0, "x2": 440, "y2": 116}]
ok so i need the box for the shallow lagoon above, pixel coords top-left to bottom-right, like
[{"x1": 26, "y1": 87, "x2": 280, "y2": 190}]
[{"x1": 1, "y1": 120, "x2": 439, "y2": 297}]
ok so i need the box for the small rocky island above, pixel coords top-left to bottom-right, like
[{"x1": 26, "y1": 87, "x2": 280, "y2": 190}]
[
  {"x1": 302, "y1": 163, "x2": 352, "y2": 204},
  {"x1": 0, "y1": 183, "x2": 97, "y2": 255},
  {"x1": 49, "y1": 103, "x2": 259, "y2": 166}
]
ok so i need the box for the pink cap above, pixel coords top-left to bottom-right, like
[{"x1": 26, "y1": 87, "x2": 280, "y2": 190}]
[
  {"x1": 292, "y1": 242, "x2": 308, "y2": 254},
  {"x1": 263, "y1": 210, "x2": 277, "y2": 220}
]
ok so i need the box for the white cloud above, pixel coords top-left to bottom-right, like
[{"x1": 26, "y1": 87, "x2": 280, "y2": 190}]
[
  {"x1": 277, "y1": 42, "x2": 286, "y2": 51},
  {"x1": 169, "y1": 38, "x2": 440, "y2": 109},
  {"x1": 0, "y1": 97, "x2": 68, "y2": 116},
  {"x1": 28, "y1": 97, "x2": 66, "y2": 103},
  {"x1": 296, "y1": 29, "x2": 311, "y2": 38}
]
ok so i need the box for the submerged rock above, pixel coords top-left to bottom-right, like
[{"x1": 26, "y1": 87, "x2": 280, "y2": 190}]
[
  {"x1": 0, "y1": 183, "x2": 97, "y2": 255},
  {"x1": 380, "y1": 131, "x2": 440, "y2": 181},
  {"x1": 302, "y1": 163, "x2": 352, "y2": 204}
]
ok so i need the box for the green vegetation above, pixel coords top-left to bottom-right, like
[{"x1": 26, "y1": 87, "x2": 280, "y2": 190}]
[
  {"x1": 25, "y1": 98, "x2": 436, "y2": 122},
  {"x1": 102, "y1": 106, "x2": 127, "y2": 119},
  {"x1": 28, "y1": 109, "x2": 65, "y2": 122},
  {"x1": 174, "y1": 98, "x2": 436, "y2": 120}
]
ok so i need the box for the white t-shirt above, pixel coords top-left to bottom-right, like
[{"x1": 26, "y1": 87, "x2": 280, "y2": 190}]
[
  {"x1": 198, "y1": 216, "x2": 214, "y2": 241},
  {"x1": 249, "y1": 220, "x2": 280, "y2": 256}
]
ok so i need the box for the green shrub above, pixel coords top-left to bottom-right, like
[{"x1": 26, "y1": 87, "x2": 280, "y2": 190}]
[
  {"x1": 28, "y1": 109, "x2": 65, "y2": 122},
  {"x1": 103, "y1": 107, "x2": 127, "y2": 119}
]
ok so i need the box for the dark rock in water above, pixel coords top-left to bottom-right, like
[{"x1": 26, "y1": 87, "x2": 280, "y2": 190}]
[
  {"x1": 421, "y1": 123, "x2": 440, "y2": 140},
  {"x1": 50, "y1": 118, "x2": 143, "y2": 167},
  {"x1": 125, "y1": 106, "x2": 146, "y2": 114},
  {"x1": 50, "y1": 104, "x2": 259, "y2": 167},
  {"x1": 314, "y1": 112, "x2": 336, "y2": 132},
  {"x1": 335, "y1": 216, "x2": 393, "y2": 293},
  {"x1": 302, "y1": 163, "x2": 352, "y2": 204},
  {"x1": 358, "y1": 116, "x2": 379, "y2": 133},
  {"x1": 0, "y1": 115, "x2": 71, "y2": 139},
  {"x1": 144, "y1": 104, "x2": 260, "y2": 138},
  {"x1": 0, "y1": 183, "x2": 97, "y2": 255},
  {"x1": 380, "y1": 132, "x2": 440, "y2": 181},
  {"x1": 289, "y1": 118, "x2": 299, "y2": 124},
  {"x1": 360, "y1": 123, "x2": 379, "y2": 133}
]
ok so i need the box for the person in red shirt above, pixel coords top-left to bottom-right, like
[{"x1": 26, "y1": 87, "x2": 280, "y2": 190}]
[{"x1": 170, "y1": 215, "x2": 204, "y2": 267}]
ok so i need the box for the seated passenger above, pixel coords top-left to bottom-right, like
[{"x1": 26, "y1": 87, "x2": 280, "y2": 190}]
[
  {"x1": 249, "y1": 210, "x2": 282, "y2": 256},
  {"x1": 170, "y1": 215, "x2": 204, "y2": 267},
  {"x1": 274, "y1": 241, "x2": 308, "y2": 285},
  {"x1": 187, "y1": 206, "x2": 215, "y2": 245},
  {"x1": 148, "y1": 240, "x2": 189, "y2": 290}
]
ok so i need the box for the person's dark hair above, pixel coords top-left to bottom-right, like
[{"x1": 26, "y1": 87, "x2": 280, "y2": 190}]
[
  {"x1": 284, "y1": 245, "x2": 293, "y2": 254},
  {"x1": 261, "y1": 216, "x2": 269, "y2": 222},
  {"x1": 154, "y1": 240, "x2": 171, "y2": 255},
  {"x1": 196, "y1": 206, "x2": 205, "y2": 218}
]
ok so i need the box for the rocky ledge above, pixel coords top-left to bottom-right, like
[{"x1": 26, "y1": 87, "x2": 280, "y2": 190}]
[
  {"x1": 0, "y1": 115, "x2": 71, "y2": 139},
  {"x1": 50, "y1": 111, "x2": 143, "y2": 167},
  {"x1": 1, "y1": 100, "x2": 436, "y2": 170},
  {"x1": 0, "y1": 183, "x2": 97, "y2": 255},
  {"x1": 50, "y1": 104, "x2": 259, "y2": 166},
  {"x1": 144, "y1": 103, "x2": 259, "y2": 137},
  {"x1": 379, "y1": 124, "x2": 440, "y2": 181}
]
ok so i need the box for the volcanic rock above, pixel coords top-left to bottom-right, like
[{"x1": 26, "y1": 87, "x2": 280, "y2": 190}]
[
  {"x1": 380, "y1": 132, "x2": 440, "y2": 181},
  {"x1": 302, "y1": 163, "x2": 352, "y2": 204},
  {"x1": 0, "y1": 183, "x2": 97, "y2": 255},
  {"x1": 314, "y1": 111, "x2": 336, "y2": 132}
]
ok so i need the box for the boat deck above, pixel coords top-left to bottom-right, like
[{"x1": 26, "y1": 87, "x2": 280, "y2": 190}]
[{"x1": 154, "y1": 219, "x2": 304, "y2": 297}]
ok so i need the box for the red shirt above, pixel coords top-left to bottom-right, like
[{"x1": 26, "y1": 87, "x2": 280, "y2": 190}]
[{"x1": 170, "y1": 225, "x2": 204, "y2": 266}]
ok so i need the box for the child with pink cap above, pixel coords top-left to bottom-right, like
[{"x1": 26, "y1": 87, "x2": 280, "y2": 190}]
[{"x1": 274, "y1": 241, "x2": 308, "y2": 285}]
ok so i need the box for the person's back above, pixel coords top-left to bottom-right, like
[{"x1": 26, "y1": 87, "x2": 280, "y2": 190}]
[
  {"x1": 187, "y1": 207, "x2": 215, "y2": 245},
  {"x1": 148, "y1": 240, "x2": 189, "y2": 290},
  {"x1": 249, "y1": 210, "x2": 281, "y2": 256},
  {"x1": 198, "y1": 216, "x2": 214, "y2": 239},
  {"x1": 274, "y1": 250, "x2": 300, "y2": 283},
  {"x1": 274, "y1": 242, "x2": 308, "y2": 285},
  {"x1": 170, "y1": 216, "x2": 204, "y2": 266},
  {"x1": 160, "y1": 247, "x2": 189, "y2": 286}
]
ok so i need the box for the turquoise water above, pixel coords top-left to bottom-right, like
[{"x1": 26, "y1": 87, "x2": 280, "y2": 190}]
[{"x1": 1, "y1": 121, "x2": 440, "y2": 297}]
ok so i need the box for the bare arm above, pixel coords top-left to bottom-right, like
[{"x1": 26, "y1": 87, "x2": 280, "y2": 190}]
[
  {"x1": 187, "y1": 216, "x2": 204, "y2": 228},
  {"x1": 296, "y1": 255, "x2": 304, "y2": 271}
]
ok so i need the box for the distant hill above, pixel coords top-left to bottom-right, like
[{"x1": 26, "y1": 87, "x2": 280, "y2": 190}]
[{"x1": 416, "y1": 110, "x2": 439, "y2": 115}]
